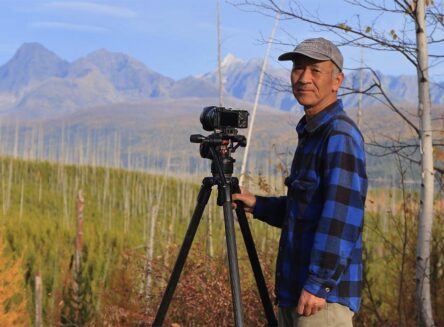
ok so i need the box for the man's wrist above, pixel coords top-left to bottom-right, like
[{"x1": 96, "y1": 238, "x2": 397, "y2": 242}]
[{"x1": 252, "y1": 195, "x2": 265, "y2": 217}]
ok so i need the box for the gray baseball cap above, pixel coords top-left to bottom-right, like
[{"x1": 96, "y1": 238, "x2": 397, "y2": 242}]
[{"x1": 278, "y1": 37, "x2": 343, "y2": 71}]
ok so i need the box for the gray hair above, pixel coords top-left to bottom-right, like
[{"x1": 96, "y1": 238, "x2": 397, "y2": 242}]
[{"x1": 331, "y1": 64, "x2": 342, "y2": 81}]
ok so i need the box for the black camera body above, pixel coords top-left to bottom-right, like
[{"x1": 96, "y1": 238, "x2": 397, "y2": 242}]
[
  {"x1": 191, "y1": 106, "x2": 248, "y2": 170},
  {"x1": 200, "y1": 106, "x2": 249, "y2": 132}
]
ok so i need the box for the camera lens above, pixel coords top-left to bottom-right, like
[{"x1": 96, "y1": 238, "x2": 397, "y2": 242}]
[{"x1": 200, "y1": 106, "x2": 216, "y2": 131}]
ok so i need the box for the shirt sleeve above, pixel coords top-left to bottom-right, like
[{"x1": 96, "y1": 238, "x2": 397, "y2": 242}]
[
  {"x1": 252, "y1": 195, "x2": 287, "y2": 228},
  {"x1": 304, "y1": 130, "x2": 367, "y2": 298}
]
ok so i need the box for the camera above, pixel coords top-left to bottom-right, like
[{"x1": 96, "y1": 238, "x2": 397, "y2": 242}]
[
  {"x1": 200, "y1": 106, "x2": 249, "y2": 131},
  {"x1": 190, "y1": 106, "x2": 248, "y2": 165}
]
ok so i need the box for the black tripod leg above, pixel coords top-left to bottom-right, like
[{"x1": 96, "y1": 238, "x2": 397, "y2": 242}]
[
  {"x1": 152, "y1": 179, "x2": 213, "y2": 327},
  {"x1": 233, "y1": 186, "x2": 278, "y2": 326},
  {"x1": 221, "y1": 183, "x2": 245, "y2": 327}
]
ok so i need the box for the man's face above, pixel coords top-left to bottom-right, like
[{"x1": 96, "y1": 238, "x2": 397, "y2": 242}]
[{"x1": 290, "y1": 55, "x2": 344, "y2": 117}]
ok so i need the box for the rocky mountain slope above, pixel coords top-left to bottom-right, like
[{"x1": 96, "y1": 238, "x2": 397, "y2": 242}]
[{"x1": 0, "y1": 43, "x2": 442, "y2": 119}]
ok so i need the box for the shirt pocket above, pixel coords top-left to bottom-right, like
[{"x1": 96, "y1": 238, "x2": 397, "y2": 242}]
[{"x1": 289, "y1": 178, "x2": 318, "y2": 220}]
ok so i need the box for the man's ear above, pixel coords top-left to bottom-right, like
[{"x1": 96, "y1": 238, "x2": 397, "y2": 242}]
[{"x1": 332, "y1": 72, "x2": 344, "y2": 92}]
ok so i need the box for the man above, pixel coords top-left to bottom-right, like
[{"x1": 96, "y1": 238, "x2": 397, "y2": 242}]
[{"x1": 233, "y1": 37, "x2": 367, "y2": 326}]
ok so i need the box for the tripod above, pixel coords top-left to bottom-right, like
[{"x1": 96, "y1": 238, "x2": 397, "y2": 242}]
[{"x1": 152, "y1": 135, "x2": 277, "y2": 326}]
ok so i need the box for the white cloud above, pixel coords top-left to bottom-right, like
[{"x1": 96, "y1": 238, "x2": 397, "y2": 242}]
[
  {"x1": 44, "y1": 1, "x2": 137, "y2": 18},
  {"x1": 30, "y1": 21, "x2": 109, "y2": 33}
]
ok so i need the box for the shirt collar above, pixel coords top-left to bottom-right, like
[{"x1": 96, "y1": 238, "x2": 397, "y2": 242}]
[{"x1": 296, "y1": 99, "x2": 344, "y2": 135}]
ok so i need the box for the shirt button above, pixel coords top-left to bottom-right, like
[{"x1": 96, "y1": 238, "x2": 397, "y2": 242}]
[{"x1": 325, "y1": 287, "x2": 331, "y2": 293}]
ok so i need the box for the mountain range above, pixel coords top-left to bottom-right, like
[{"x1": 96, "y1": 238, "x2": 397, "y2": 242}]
[
  {"x1": 0, "y1": 42, "x2": 443, "y2": 119},
  {"x1": 1, "y1": 42, "x2": 444, "y2": 184}
]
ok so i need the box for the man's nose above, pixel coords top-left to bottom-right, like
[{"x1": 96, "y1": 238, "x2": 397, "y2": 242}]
[{"x1": 298, "y1": 67, "x2": 312, "y2": 82}]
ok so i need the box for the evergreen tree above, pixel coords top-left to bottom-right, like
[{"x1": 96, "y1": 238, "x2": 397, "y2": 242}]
[
  {"x1": 60, "y1": 191, "x2": 94, "y2": 326},
  {"x1": 60, "y1": 251, "x2": 94, "y2": 326}
]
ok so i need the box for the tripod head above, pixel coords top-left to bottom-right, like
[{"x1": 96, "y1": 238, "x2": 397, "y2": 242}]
[{"x1": 190, "y1": 131, "x2": 246, "y2": 178}]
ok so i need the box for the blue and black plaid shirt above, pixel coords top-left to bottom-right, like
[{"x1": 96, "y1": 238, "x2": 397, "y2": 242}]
[{"x1": 253, "y1": 100, "x2": 367, "y2": 312}]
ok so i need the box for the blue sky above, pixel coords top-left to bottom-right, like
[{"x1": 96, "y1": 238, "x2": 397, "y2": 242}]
[{"x1": 1, "y1": 0, "x2": 443, "y2": 80}]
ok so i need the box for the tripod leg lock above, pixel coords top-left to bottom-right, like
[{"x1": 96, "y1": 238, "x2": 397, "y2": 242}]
[{"x1": 217, "y1": 183, "x2": 235, "y2": 207}]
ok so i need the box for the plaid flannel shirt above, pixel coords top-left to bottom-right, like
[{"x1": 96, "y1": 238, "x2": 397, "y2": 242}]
[{"x1": 253, "y1": 100, "x2": 367, "y2": 312}]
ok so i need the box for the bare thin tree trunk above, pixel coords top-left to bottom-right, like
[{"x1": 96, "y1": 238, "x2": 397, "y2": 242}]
[
  {"x1": 145, "y1": 205, "x2": 158, "y2": 303},
  {"x1": 164, "y1": 205, "x2": 177, "y2": 266},
  {"x1": 239, "y1": 2, "x2": 283, "y2": 186},
  {"x1": 415, "y1": 1, "x2": 435, "y2": 326},
  {"x1": 37, "y1": 123, "x2": 43, "y2": 161},
  {"x1": 206, "y1": 198, "x2": 214, "y2": 258},
  {"x1": 102, "y1": 167, "x2": 110, "y2": 227},
  {"x1": 35, "y1": 273, "x2": 43, "y2": 327},
  {"x1": 60, "y1": 122, "x2": 65, "y2": 164},
  {"x1": 75, "y1": 190, "x2": 84, "y2": 276},
  {"x1": 357, "y1": 49, "x2": 364, "y2": 129},
  {"x1": 73, "y1": 190, "x2": 85, "y2": 323},
  {"x1": 19, "y1": 179, "x2": 24, "y2": 221},
  {"x1": 38, "y1": 172, "x2": 43, "y2": 203},
  {"x1": 396, "y1": 154, "x2": 409, "y2": 327},
  {"x1": 62, "y1": 173, "x2": 70, "y2": 228},
  {"x1": 217, "y1": 0, "x2": 224, "y2": 107},
  {"x1": 114, "y1": 131, "x2": 121, "y2": 168},
  {"x1": 127, "y1": 134, "x2": 132, "y2": 170},
  {"x1": 144, "y1": 152, "x2": 171, "y2": 311},
  {"x1": 123, "y1": 176, "x2": 130, "y2": 234},
  {"x1": 5, "y1": 158, "x2": 13, "y2": 213},
  {"x1": 13, "y1": 120, "x2": 19, "y2": 158}
]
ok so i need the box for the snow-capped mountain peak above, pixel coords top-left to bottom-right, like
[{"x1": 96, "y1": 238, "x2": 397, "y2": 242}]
[{"x1": 221, "y1": 53, "x2": 244, "y2": 67}]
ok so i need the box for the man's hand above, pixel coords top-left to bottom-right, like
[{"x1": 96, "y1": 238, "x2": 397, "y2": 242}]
[
  {"x1": 297, "y1": 289, "x2": 326, "y2": 316},
  {"x1": 231, "y1": 187, "x2": 256, "y2": 213}
]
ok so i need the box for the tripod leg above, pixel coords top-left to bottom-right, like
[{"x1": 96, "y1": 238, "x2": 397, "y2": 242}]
[
  {"x1": 233, "y1": 184, "x2": 278, "y2": 326},
  {"x1": 152, "y1": 179, "x2": 213, "y2": 327},
  {"x1": 235, "y1": 206, "x2": 278, "y2": 326},
  {"x1": 221, "y1": 183, "x2": 244, "y2": 327}
]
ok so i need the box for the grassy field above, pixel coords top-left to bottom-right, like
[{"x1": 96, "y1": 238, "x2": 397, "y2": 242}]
[{"x1": 0, "y1": 156, "x2": 443, "y2": 326}]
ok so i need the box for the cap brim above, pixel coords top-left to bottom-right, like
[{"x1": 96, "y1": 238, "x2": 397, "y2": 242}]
[{"x1": 278, "y1": 50, "x2": 331, "y2": 62}]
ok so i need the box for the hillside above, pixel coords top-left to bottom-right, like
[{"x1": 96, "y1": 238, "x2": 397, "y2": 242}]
[
  {"x1": 1, "y1": 95, "x2": 443, "y2": 187},
  {"x1": 1, "y1": 155, "x2": 444, "y2": 325},
  {"x1": 0, "y1": 156, "x2": 283, "y2": 325}
]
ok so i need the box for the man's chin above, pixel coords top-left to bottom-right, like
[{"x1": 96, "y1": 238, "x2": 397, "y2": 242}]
[{"x1": 294, "y1": 95, "x2": 314, "y2": 107}]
